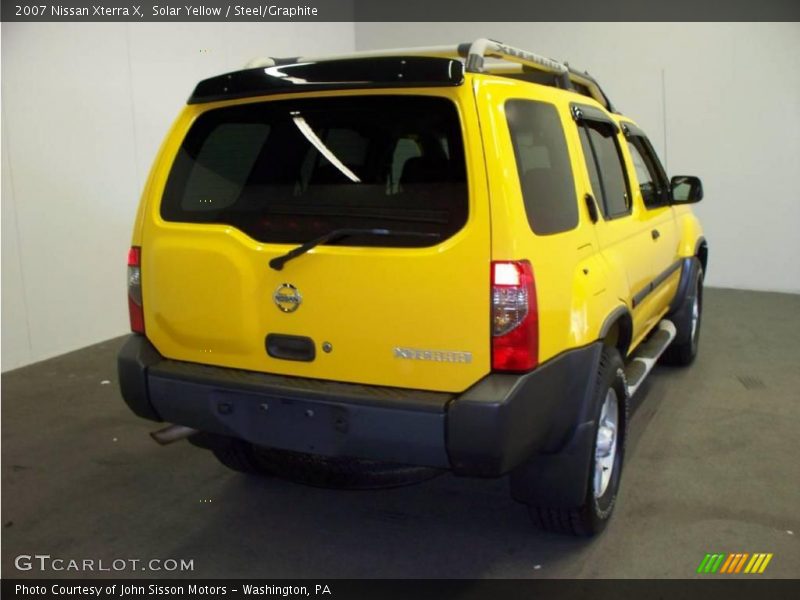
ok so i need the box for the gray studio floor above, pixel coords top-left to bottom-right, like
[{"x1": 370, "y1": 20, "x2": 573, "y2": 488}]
[{"x1": 2, "y1": 288, "x2": 799, "y2": 579}]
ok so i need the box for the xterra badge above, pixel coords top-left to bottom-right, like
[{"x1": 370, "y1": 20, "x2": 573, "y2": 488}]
[{"x1": 394, "y1": 347, "x2": 472, "y2": 364}]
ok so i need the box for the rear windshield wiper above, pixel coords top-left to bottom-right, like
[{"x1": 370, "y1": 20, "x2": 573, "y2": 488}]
[{"x1": 269, "y1": 228, "x2": 441, "y2": 271}]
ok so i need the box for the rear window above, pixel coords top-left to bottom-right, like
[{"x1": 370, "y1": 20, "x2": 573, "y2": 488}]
[{"x1": 161, "y1": 96, "x2": 468, "y2": 247}]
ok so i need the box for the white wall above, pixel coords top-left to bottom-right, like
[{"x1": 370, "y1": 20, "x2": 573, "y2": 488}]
[
  {"x1": 3, "y1": 21, "x2": 798, "y2": 371},
  {"x1": 1, "y1": 22, "x2": 355, "y2": 371},
  {"x1": 357, "y1": 23, "x2": 800, "y2": 294}
]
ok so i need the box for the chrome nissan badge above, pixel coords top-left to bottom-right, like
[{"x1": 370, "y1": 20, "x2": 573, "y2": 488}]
[{"x1": 273, "y1": 283, "x2": 302, "y2": 313}]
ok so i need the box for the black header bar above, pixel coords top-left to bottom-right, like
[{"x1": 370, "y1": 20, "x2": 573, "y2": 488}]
[
  {"x1": 1, "y1": 0, "x2": 798, "y2": 22},
  {"x1": 3, "y1": 578, "x2": 800, "y2": 600}
]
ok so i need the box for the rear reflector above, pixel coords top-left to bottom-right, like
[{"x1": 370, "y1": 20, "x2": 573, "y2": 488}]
[
  {"x1": 127, "y1": 246, "x2": 144, "y2": 334},
  {"x1": 491, "y1": 260, "x2": 538, "y2": 372}
]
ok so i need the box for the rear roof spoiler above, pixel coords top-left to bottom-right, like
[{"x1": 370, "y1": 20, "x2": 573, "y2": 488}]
[{"x1": 190, "y1": 38, "x2": 615, "y2": 112}]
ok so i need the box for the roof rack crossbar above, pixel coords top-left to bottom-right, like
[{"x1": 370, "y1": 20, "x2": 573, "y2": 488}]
[
  {"x1": 463, "y1": 38, "x2": 566, "y2": 76},
  {"x1": 244, "y1": 38, "x2": 613, "y2": 111}
]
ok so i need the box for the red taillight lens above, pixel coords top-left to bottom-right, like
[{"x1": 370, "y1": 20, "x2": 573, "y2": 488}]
[
  {"x1": 127, "y1": 246, "x2": 144, "y2": 334},
  {"x1": 491, "y1": 260, "x2": 538, "y2": 372}
]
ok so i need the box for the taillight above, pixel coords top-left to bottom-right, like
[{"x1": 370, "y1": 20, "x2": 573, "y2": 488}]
[
  {"x1": 491, "y1": 260, "x2": 538, "y2": 372},
  {"x1": 127, "y1": 246, "x2": 144, "y2": 334}
]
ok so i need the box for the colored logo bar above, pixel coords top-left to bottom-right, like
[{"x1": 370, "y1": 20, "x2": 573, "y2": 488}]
[{"x1": 697, "y1": 553, "x2": 773, "y2": 574}]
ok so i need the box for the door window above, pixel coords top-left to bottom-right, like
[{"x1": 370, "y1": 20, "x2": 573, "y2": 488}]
[
  {"x1": 626, "y1": 136, "x2": 669, "y2": 208},
  {"x1": 578, "y1": 122, "x2": 631, "y2": 219}
]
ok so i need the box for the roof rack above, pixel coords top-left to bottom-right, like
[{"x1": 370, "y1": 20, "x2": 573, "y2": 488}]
[{"x1": 245, "y1": 38, "x2": 616, "y2": 112}]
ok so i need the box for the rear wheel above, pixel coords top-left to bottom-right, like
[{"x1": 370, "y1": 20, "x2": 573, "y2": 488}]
[{"x1": 526, "y1": 346, "x2": 628, "y2": 536}]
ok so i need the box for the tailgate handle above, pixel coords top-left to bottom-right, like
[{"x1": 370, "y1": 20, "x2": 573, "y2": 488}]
[{"x1": 265, "y1": 334, "x2": 316, "y2": 362}]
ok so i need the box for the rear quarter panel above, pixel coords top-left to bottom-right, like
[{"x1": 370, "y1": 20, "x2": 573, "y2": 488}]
[{"x1": 473, "y1": 76, "x2": 630, "y2": 362}]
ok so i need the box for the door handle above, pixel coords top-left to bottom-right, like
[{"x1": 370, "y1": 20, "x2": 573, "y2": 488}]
[
  {"x1": 651, "y1": 229, "x2": 661, "y2": 240},
  {"x1": 584, "y1": 194, "x2": 599, "y2": 223}
]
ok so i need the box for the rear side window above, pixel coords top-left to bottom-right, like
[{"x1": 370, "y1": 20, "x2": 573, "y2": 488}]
[
  {"x1": 161, "y1": 96, "x2": 467, "y2": 247},
  {"x1": 506, "y1": 100, "x2": 578, "y2": 235},
  {"x1": 578, "y1": 122, "x2": 630, "y2": 218}
]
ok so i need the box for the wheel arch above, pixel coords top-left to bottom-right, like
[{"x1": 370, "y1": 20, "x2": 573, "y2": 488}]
[
  {"x1": 695, "y1": 236, "x2": 708, "y2": 277},
  {"x1": 598, "y1": 306, "x2": 633, "y2": 358}
]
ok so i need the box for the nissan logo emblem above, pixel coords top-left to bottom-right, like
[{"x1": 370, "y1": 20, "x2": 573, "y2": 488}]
[{"x1": 273, "y1": 283, "x2": 302, "y2": 313}]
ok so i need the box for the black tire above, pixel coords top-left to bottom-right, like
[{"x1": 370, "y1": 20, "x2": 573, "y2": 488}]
[
  {"x1": 212, "y1": 439, "x2": 264, "y2": 474},
  {"x1": 189, "y1": 432, "x2": 441, "y2": 488},
  {"x1": 189, "y1": 433, "x2": 264, "y2": 475},
  {"x1": 527, "y1": 346, "x2": 628, "y2": 536},
  {"x1": 661, "y1": 260, "x2": 703, "y2": 366},
  {"x1": 250, "y1": 446, "x2": 443, "y2": 490}
]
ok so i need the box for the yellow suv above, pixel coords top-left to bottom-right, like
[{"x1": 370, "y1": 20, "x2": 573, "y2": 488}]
[{"x1": 118, "y1": 39, "x2": 707, "y2": 536}]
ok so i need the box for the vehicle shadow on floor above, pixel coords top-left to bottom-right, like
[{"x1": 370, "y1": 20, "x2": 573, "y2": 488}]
[
  {"x1": 156, "y1": 379, "x2": 671, "y2": 579},
  {"x1": 160, "y1": 468, "x2": 588, "y2": 578},
  {"x1": 0, "y1": 337, "x2": 672, "y2": 580}
]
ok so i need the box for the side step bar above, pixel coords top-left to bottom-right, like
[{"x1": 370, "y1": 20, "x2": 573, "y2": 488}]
[{"x1": 624, "y1": 320, "x2": 676, "y2": 397}]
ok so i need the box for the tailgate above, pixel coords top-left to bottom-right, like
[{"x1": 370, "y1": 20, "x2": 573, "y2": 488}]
[{"x1": 141, "y1": 90, "x2": 491, "y2": 393}]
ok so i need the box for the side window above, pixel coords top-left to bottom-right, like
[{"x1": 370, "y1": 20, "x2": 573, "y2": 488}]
[
  {"x1": 577, "y1": 121, "x2": 631, "y2": 219},
  {"x1": 506, "y1": 99, "x2": 578, "y2": 235},
  {"x1": 626, "y1": 136, "x2": 669, "y2": 208},
  {"x1": 578, "y1": 127, "x2": 603, "y2": 213}
]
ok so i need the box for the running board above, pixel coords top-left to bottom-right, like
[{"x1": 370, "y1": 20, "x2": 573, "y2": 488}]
[{"x1": 623, "y1": 320, "x2": 676, "y2": 397}]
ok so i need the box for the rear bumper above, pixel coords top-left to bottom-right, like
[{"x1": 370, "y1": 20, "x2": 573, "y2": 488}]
[{"x1": 118, "y1": 335, "x2": 601, "y2": 477}]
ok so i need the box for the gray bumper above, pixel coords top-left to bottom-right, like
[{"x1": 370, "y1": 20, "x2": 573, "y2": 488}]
[{"x1": 118, "y1": 335, "x2": 601, "y2": 477}]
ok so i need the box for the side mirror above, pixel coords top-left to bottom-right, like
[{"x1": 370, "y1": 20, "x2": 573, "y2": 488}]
[{"x1": 670, "y1": 175, "x2": 703, "y2": 204}]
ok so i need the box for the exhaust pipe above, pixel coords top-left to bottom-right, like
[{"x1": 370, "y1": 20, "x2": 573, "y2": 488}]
[{"x1": 150, "y1": 425, "x2": 199, "y2": 446}]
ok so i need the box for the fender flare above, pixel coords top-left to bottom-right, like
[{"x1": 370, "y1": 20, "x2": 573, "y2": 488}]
[
  {"x1": 695, "y1": 236, "x2": 709, "y2": 276},
  {"x1": 668, "y1": 256, "x2": 703, "y2": 344},
  {"x1": 598, "y1": 305, "x2": 633, "y2": 356},
  {"x1": 510, "y1": 308, "x2": 632, "y2": 508},
  {"x1": 669, "y1": 255, "x2": 703, "y2": 314},
  {"x1": 694, "y1": 236, "x2": 707, "y2": 256}
]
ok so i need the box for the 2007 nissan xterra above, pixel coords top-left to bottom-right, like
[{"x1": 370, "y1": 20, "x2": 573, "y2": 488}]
[{"x1": 118, "y1": 38, "x2": 707, "y2": 535}]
